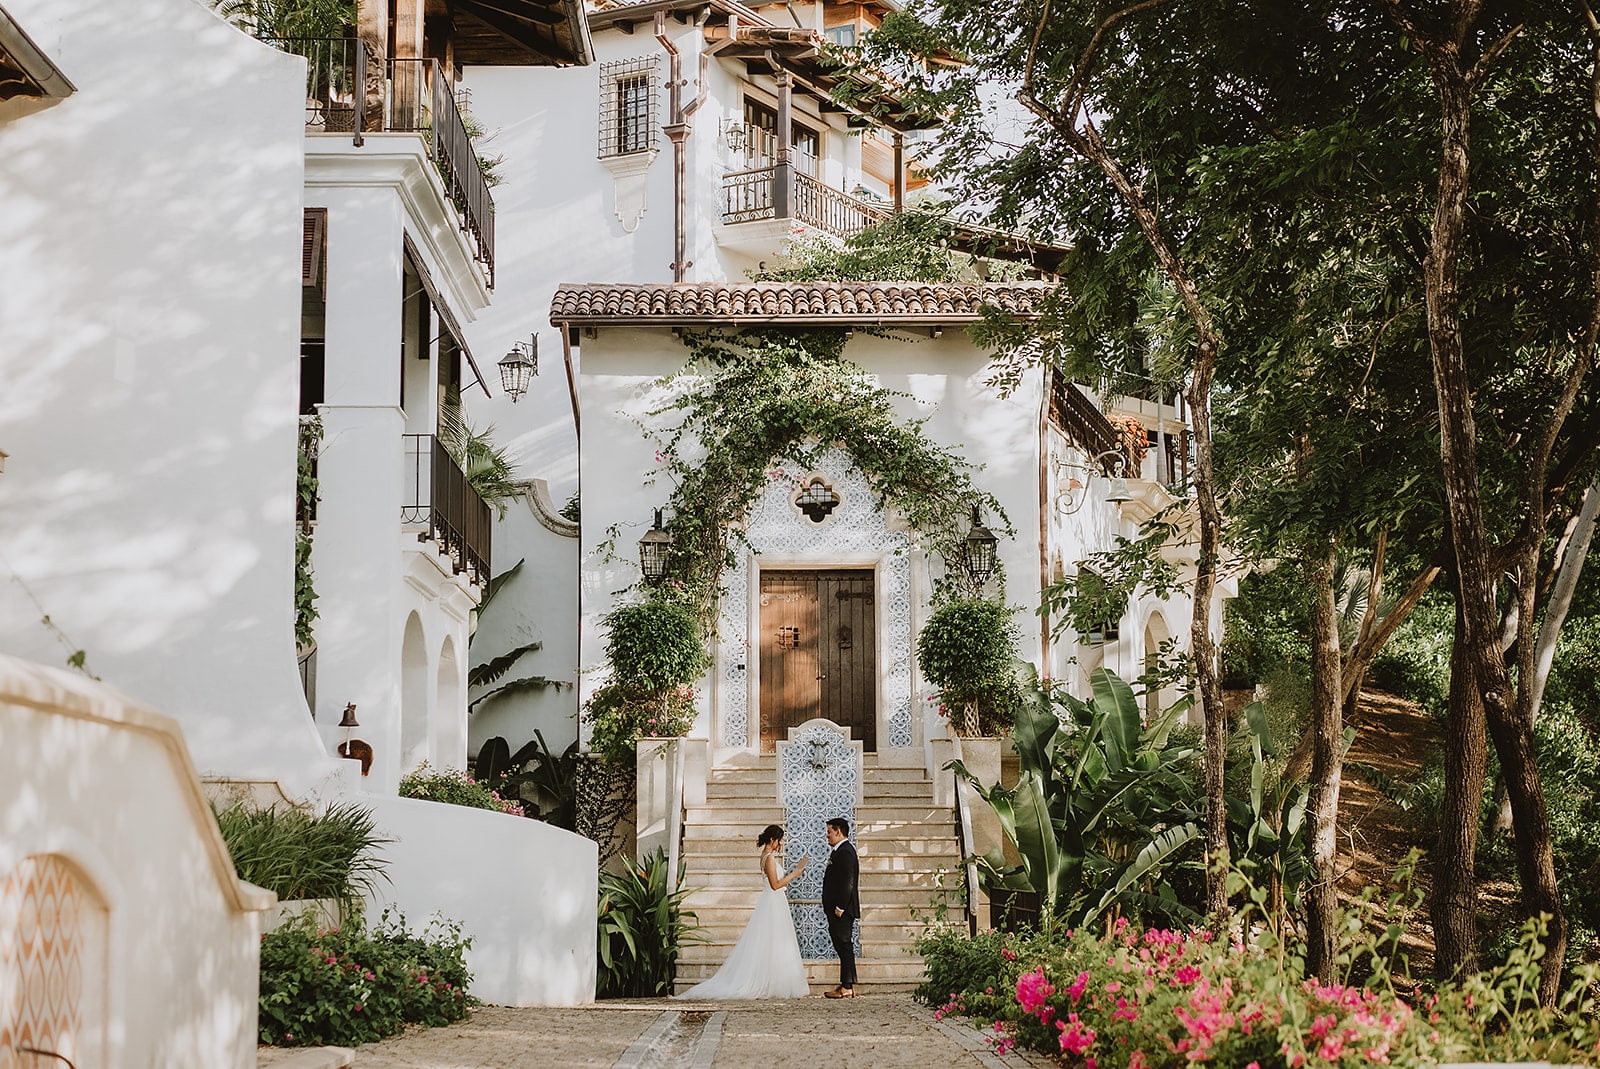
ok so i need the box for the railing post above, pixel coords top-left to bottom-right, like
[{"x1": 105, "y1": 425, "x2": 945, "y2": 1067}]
[
  {"x1": 774, "y1": 71, "x2": 793, "y2": 220},
  {"x1": 352, "y1": 38, "x2": 366, "y2": 147}
]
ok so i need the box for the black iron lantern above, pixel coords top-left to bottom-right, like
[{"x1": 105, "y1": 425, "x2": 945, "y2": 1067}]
[
  {"x1": 498, "y1": 335, "x2": 538, "y2": 402},
  {"x1": 639, "y1": 508, "x2": 672, "y2": 583},
  {"x1": 961, "y1": 505, "x2": 999, "y2": 585}
]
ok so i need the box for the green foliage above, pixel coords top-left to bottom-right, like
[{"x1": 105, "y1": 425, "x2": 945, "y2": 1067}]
[
  {"x1": 582, "y1": 682, "x2": 696, "y2": 766},
  {"x1": 1040, "y1": 516, "x2": 1182, "y2": 645},
  {"x1": 596, "y1": 849, "x2": 702, "y2": 998},
  {"x1": 602, "y1": 599, "x2": 709, "y2": 690},
  {"x1": 1366, "y1": 591, "x2": 1454, "y2": 717},
  {"x1": 916, "y1": 867, "x2": 1600, "y2": 1067},
  {"x1": 954, "y1": 668, "x2": 1201, "y2": 930},
  {"x1": 473, "y1": 731, "x2": 579, "y2": 827},
  {"x1": 1220, "y1": 565, "x2": 1313, "y2": 688},
  {"x1": 294, "y1": 417, "x2": 322, "y2": 650},
  {"x1": 213, "y1": 0, "x2": 354, "y2": 39},
  {"x1": 398, "y1": 762, "x2": 522, "y2": 817},
  {"x1": 752, "y1": 205, "x2": 969, "y2": 282},
  {"x1": 258, "y1": 910, "x2": 474, "y2": 1047},
  {"x1": 213, "y1": 800, "x2": 388, "y2": 907},
  {"x1": 1225, "y1": 702, "x2": 1311, "y2": 911},
  {"x1": 559, "y1": 492, "x2": 581, "y2": 524},
  {"x1": 648, "y1": 328, "x2": 1010, "y2": 624},
  {"x1": 917, "y1": 598, "x2": 1023, "y2": 736},
  {"x1": 437, "y1": 402, "x2": 519, "y2": 517}
]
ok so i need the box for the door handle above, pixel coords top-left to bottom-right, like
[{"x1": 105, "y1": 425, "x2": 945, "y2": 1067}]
[{"x1": 816, "y1": 673, "x2": 827, "y2": 680}]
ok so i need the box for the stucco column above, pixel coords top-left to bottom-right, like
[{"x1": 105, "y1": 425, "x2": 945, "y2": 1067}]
[{"x1": 311, "y1": 190, "x2": 409, "y2": 792}]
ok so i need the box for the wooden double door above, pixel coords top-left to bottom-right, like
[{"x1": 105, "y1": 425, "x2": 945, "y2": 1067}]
[{"x1": 758, "y1": 569, "x2": 877, "y2": 752}]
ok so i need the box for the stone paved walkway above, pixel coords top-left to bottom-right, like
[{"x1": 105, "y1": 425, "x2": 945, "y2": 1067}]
[{"x1": 258, "y1": 995, "x2": 1056, "y2": 1069}]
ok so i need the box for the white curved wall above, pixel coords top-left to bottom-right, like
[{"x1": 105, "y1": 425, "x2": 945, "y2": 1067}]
[
  {"x1": 0, "y1": 0, "x2": 340, "y2": 795},
  {"x1": 363, "y1": 796, "x2": 598, "y2": 1006}
]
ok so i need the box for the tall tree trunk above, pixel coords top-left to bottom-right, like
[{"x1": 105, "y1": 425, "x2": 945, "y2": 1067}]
[
  {"x1": 1305, "y1": 540, "x2": 1345, "y2": 980},
  {"x1": 1431, "y1": 597, "x2": 1486, "y2": 979},
  {"x1": 1400, "y1": 17, "x2": 1567, "y2": 1001},
  {"x1": 1016, "y1": 72, "x2": 1230, "y2": 927}
]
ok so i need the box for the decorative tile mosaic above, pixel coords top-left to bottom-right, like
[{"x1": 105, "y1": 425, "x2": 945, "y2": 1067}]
[
  {"x1": 719, "y1": 447, "x2": 915, "y2": 750},
  {"x1": 778, "y1": 721, "x2": 861, "y2": 960},
  {"x1": 0, "y1": 856, "x2": 85, "y2": 1068}
]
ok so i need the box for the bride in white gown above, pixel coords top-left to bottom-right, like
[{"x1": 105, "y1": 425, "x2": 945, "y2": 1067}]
[{"x1": 677, "y1": 823, "x2": 811, "y2": 999}]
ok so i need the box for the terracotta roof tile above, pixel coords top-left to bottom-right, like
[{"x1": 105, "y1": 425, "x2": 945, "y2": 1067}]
[{"x1": 548, "y1": 282, "x2": 1057, "y2": 325}]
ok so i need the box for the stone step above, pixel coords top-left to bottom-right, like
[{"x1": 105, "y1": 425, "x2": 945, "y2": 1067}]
[
  {"x1": 683, "y1": 868, "x2": 951, "y2": 892},
  {"x1": 682, "y1": 852, "x2": 960, "y2": 873},
  {"x1": 682, "y1": 902, "x2": 935, "y2": 925},
  {"x1": 673, "y1": 956, "x2": 926, "y2": 989},
  {"x1": 702, "y1": 780, "x2": 934, "y2": 802},
  {"x1": 682, "y1": 917, "x2": 941, "y2": 949},
  {"x1": 678, "y1": 889, "x2": 947, "y2": 915}
]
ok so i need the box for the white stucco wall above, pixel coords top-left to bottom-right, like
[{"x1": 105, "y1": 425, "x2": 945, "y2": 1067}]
[
  {"x1": 468, "y1": 482, "x2": 581, "y2": 756},
  {"x1": 0, "y1": 655, "x2": 274, "y2": 1069},
  {"x1": 363, "y1": 796, "x2": 598, "y2": 1006},
  {"x1": 0, "y1": 0, "x2": 344, "y2": 795},
  {"x1": 574, "y1": 325, "x2": 1045, "y2": 763}
]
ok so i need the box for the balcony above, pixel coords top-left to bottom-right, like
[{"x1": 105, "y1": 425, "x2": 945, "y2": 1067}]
[
  {"x1": 721, "y1": 165, "x2": 890, "y2": 241},
  {"x1": 401, "y1": 435, "x2": 492, "y2": 585},
  {"x1": 269, "y1": 37, "x2": 496, "y2": 286}
]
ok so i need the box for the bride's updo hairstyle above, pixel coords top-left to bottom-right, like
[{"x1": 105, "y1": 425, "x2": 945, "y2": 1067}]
[{"x1": 756, "y1": 824, "x2": 785, "y2": 849}]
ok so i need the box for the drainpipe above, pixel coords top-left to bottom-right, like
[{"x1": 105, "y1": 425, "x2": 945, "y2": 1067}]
[
  {"x1": 1038, "y1": 370, "x2": 1053, "y2": 672},
  {"x1": 893, "y1": 131, "x2": 905, "y2": 213},
  {"x1": 656, "y1": 12, "x2": 691, "y2": 282}
]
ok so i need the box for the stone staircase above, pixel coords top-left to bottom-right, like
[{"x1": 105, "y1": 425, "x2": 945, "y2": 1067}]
[{"x1": 674, "y1": 754, "x2": 962, "y2": 994}]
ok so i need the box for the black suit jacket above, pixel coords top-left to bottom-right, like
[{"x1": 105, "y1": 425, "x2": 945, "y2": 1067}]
[{"x1": 821, "y1": 840, "x2": 860, "y2": 921}]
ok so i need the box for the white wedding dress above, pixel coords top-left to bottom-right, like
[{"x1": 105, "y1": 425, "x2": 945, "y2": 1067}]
[{"x1": 677, "y1": 855, "x2": 810, "y2": 999}]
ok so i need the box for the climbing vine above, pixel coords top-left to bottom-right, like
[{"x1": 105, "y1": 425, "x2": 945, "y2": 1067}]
[{"x1": 639, "y1": 327, "x2": 1012, "y2": 629}]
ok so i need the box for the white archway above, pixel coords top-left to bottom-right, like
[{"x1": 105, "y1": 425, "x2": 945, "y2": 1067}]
[
  {"x1": 433, "y1": 636, "x2": 464, "y2": 769},
  {"x1": 400, "y1": 613, "x2": 430, "y2": 774},
  {"x1": 1143, "y1": 610, "x2": 1173, "y2": 719}
]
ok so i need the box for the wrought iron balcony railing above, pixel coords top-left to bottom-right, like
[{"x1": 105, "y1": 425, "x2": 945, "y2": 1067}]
[
  {"x1": 267, "y1": 37, "x2": 495, "y2": 286},
  {"x1": 720, "y1": 165, "x2": 890, "y2": 239},
  {"x1": 401, "y1": 435, "x2": 492, "y2": 585}
]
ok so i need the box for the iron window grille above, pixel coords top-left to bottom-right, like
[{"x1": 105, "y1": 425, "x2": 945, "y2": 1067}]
[{"x1": 598, "y1": 56, "x2": 659, "y2": 158}]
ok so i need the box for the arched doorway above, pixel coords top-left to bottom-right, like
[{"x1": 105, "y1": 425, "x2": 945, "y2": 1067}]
[
  {"x1": 434, "y1": 636, "x2": 463, "y2": 768},
  {"x1": 1143, "y1": 612, "x2": 1172, "y2": 720},
  {"x1": 400, "y1": 612, "x2": 429, "y2": 774}
]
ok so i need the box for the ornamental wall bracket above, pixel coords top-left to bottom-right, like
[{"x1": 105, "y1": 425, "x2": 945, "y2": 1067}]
[{"x1": 599, "y1": 150, "x2": 658, "y2": 233}]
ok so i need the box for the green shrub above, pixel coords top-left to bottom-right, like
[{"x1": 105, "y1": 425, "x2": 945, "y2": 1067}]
[
  {"x1": 213, "y1": 800, "x2": 388, "y2": 906},
  {"x1": 917, "y1": 598, "x2": 1023, "y2": 737},
  {"x1": 917, "y1": 878, "x2": 1600, "y2": 1067},
  {"x1": 583, "y1": 681, "x2": 696, "y2": 766},
  {"x1": 258, "y1": 911, "x2": 474, "y2": 1047},
  {"x1": 398, "y1": 762, "x2": 522, "y2": 816},
  {"x1": 597, "y1": 849, "x2": 702, "y2": 998},
  {"x1": 1220, "y1": 566, "x2": 1312, "y2": 687},
  {"x1": 1365, "y1": 591, "x2": 1453, "y2": 716},
  {"x1": 603, "y1": 599, "x2": 708, "y2": 690}
]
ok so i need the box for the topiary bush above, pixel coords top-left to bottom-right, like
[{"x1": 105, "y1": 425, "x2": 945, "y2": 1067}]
[
  {"x1": 398, "y1": 762, "x2": 522, "y2": 816},
  {"x1": 917, "y1": 598, "x2": 1023, "y2": 736},
  {"x1": 258, "y1": 910, "x2": 474, "y2": 1047},
  {"x1": 602, "y1": 598, "x2": 709, "y2": 690}
]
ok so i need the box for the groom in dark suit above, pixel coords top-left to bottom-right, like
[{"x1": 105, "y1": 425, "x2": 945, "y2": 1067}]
[{"x1": 821, "y1": 816, "x2": 860, "y2": 998}]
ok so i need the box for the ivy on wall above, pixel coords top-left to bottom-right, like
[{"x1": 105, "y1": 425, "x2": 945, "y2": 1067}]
[{"x1": 634, "y1": 327, "x2": 1013, "y2": 628}]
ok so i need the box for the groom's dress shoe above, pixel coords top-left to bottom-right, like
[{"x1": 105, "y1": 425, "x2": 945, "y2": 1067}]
[{"x1": 824, "y1": 987, "x2": 855, "y2": 999}]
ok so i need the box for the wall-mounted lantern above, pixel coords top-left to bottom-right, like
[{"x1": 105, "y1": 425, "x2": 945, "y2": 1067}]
[
  {"x1": 498, "y1": 335, "x2": 538, "y2": 403},
  {"x1": 960, "y1": 505, "x2": 999, "y2": 586},
  {"x1": 639, "y1": 508, "x2": 673, "y2": 584}
]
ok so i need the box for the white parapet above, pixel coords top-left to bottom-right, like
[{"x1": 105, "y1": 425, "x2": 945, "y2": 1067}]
[
  {"x1": 0, "y1": 654, "x2": 275, "y2": 1069},
  {"x1": 362, "y1": 795, "x2": 598, "y2": 1006}
]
